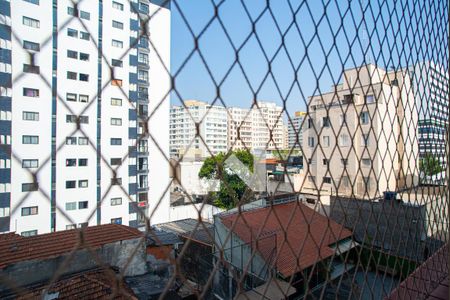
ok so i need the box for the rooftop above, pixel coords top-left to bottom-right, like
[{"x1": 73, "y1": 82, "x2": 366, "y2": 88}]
[
  {"x1": 0, "y1": 224, "x2": 143, "y2": 269},
  {"x1": 220, "y1": 201, "x2": 352, "y2": 277}
]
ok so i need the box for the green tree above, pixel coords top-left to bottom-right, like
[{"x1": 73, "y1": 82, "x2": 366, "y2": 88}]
[
  {"x1": 419, "y1": 154, "x2": 443, "y2": 176},
  {"x1": 199, "y1": 150, "x2": 254, "y2": 209}
]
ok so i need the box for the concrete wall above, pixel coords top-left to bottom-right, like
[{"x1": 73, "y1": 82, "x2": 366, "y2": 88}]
[{"x1": 0, "y1": 237, "x2": 147, "y2": 291}]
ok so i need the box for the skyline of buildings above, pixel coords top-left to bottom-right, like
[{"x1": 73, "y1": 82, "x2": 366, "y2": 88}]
[{"x1": 0, "y1": 0, "x2": 171, "y2": 235}]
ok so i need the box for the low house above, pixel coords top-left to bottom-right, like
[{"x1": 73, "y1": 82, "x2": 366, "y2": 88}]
[{"x1": 214, "y1": 200, "x2": 354, "y2": 298}]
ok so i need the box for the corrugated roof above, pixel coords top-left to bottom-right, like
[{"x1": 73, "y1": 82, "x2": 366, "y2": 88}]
[
  {"x1": 0, "y1": 224, "x2": 143, "y2": 269},
  {"x1": 220, "y1": 201, "x2": 352, "y2": 277},
  {"x1": 6, "y1": 268, "x2": 137, "y2": 300},
  {"x1": 155, "y1": 218, "x2": 213, "y2": 235}
]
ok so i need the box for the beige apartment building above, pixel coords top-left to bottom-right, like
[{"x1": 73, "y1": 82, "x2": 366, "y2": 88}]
[
  {"x1": 302, "y1": 64, "x2": 419, "y2": 198},
  {"x1": 228, "y1": 101, "x2": 286, "y2": 152}
]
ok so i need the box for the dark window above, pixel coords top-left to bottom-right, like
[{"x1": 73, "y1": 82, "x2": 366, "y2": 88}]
[
  {"x1": 65, "y1": 180, "x2": 76, "y2": 189},
  {"x1": 112, "y1": 59, "x2": 123, "y2": 67},
  {"x1": 23, "y1": 64, "x2": 40, "y2": 74},
  {"x1": 111, "y1": 217, "x2": 122, "y2": 224},
  {"x1": 23, "y1": 88, "x2": 39, "y2": 97},
  {"x1": 67, "y1": 71, "x2": 77, "y2": 80},
  {"x1": 111, "y1": 178, "x2": 122, "y2": 185},
  {"x1": 67, "y1": 28, "x2": 78, "y2": 37},
  {"x1": 110, "y1": 158, "x2": 122, "y2": 165},
  {"x1": 22, "y1": 183, "x2": 38, "y2": 192},
  {"x1": 323, "y1": 177, "x2": 332, "y2": 184},
  {"x1": 78, "y1": 201, "x2": 88, "y2": 209},
  {"x1": 80, "y1": 11, "x2": 90, "y2": 20},
  {"x1": 24, "y1": 0, "x2": 40, "y2": 5},
  {"x1": 21, "y1": 230, "x2": 38, "y2": 237},
  {"x1": 21, "y1": 206, "x2": 38, "y2": 216},
  {"x1": 112, "y1": 20, "x2": 123, "y2": 29},
  {"x1": 66, "y1": 159, "x2": 76, "y2": 166},
  {"x1": 78, "y1": 159, "x2": 88, "y2": 166},
  {"x1": 80, "y1": 31, "x2": 90, "y2": 40},
  {"x1": 79, "y1": 73, "x2": 89, "y2": 81},
  {"x1": 67, "y1": 50, "x2": 78, "y2": 59},
  {"x1": 22, "y1": 135, "x2": 39, "y2": 144},
  {"x1": 79, "y1": 52, "x2": 89, "y2": 61},
  {"x1": 23, "y1": 40, "x2": 40, "y2": 51},
  {"x1": 111, "y1": 138, "x2": 122, "y2": 145}
]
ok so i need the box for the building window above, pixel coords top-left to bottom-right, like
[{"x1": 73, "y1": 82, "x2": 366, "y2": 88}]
[
  {"x1": 111, "y1": 217, "x2": 122, "y2": 225},
  {"x1": 79, "y1": 116, "x2": 89, "y2": 124},
  {"x1": 365, "y1": 95, "x2": 375, "y2": 103},
  {"x1": 111, "y1": 98, "x2": 122, "y2": 106},
  {"x1": 111, "y1": 197, "x2": 122, "y2": 206},
  {"x1": 79, "y1": 73, "x2": 89, "y2": 81},
  {"x1": 22, "y1": 135, "x2": 39, "y2": 144},
  {"x1": 322, "y1": 117, "x2": 330, "y2": 128},
  {"x1": 23, "y1": 16, "x2": 40, "y2": 28},
  {"x1": 79, "y1": 94, "x2": 89, "y2": 102},
  {"x1": 67, "y1": 28, "x2": 78, "y2": 37},
  {"x1": 23, "y1": 88, "x2": 39, "y2": 97},
  {"x1": 80, "y1": 11, "x2": 90, "y2": 20},
  {"x1": 138, "y1": 70, "x2": 148, "y2": 82},
  {"x1": 362, "y1": 158, "x2": 371, "y2": 166},
  {"x1": 322, "y1": 159, "x2": 328, "y2": 166},
  {"x1": 66, "y1": 224, "x2": 76, "y2": 230},
  {"x1": 66, "y1": 93, "x2": 77, "y2": 101},
  {"x1": 112, "y1": 59, "x2": 123, "y2": 67},
  {"x1": 307, "y1": 118, "x2": 313, "y2": 129},
  {"x1": 78, "y1": 159, "x2": 88, "y2": 166},
  {"x1": 341, "y1": 158, "x2": 348, "y2": 166},
  {"x1": 340, "y1": 114, "x2": 346, "y2": 125},
  {"x1": 139, "y1": 2, "x2": 149, "y2": 13},
  {"x1": 308, "y1": 137, "x2": 315, "y2": 148},
  {"x1": 67, "y1": 6, "x2": 77, "y2": 16},
  {"x1": 23, "y1": 40, "x2": 40, "y2": 51},
  {"x1": 111, "y1": 118, "x2": 122, "y2": 126},
  {"x1": 138, "y1": 52, "x2": 149, "y2": 64},
  {"x1": 21, "y1": 206, "x2": 38, "y2": 216},
  {"x1": 22, "y1": 183, "x2": 38, "y2": 192},
  {"x1": 0, "y1": 207, "x2": 9, "y2": 217},
  {"x1": 112, "y1": 39, "x2": 123, "y2": 48},
  {"x1": 67, "y1": 71, "x2": 77, "y2": 80},
  {"x1": 111, "y1": 138, "x2": 122, "y2": 145},
  {"x1": 22, "y1": 111, "x2": 39, "y2": 121},
  {"x1": 323, "y1": 177, "x2": 332, "y2": 184},
  {"x1": 66, "y1": 137, "x2": 77, "y2": 145},
  {"x1": 110, "y1": 158, "x2": 122, "y2": 165},
  {"x1": 65, "y1": 202, "x2": 77, "y2": 211},
  {"x1": 361, "y1": 133, "x2": 369, "y2": 146},
  {"x1": 65, "y1": 181, "x2": 76, "y2": 189},
  {"x1": 79, "y1": 52, "x2": 89, "y2": 61},
  {"x1": 80, "y1": 31, "x2": 90, "y2": 40},
  {"x1": 339, "y1": 134, "x2": 350, "y2": 147},
  {"x1": 23, "y1": 64, "x2": 40, "y2": 74},
  {"x1": 67, "y1": 50, "x2": 78, "y2": 59},
  {"x1": 112, "y1": 20, "x2": 123, "y2": 29},
  {"x1": 113, "y1": 1, "x2": 124, "y2": 10},
  {"x1": 111, "y1": 178, "x2": 122, "y2": 185},
  {"x1": 78, "y1": 201, "x2": 88, "y2": 209},
  {"x1": 24, "y1": 0, "x2": 40, "y2": 5},
  {"x1": 66, "y1": 114, "x2": 77, "y2": 123},
  {"x1": 322, "y1": 136, "x2": 330, "y2": 147},
  {"x1": 78, "y1": 180, "x2": 88, "y2": 188},
  {"x1": 66, "y1": 159, "x2": 76, "y2": 166},
  {"x1": 78, "y1": 137, "x2": 88, "y2": 145},
  {"x1": 360, "y1": 111, "x2": 369, "y2": 125},
  {"x1": 22, "y1": 159, "x2": 39, "y2": 168},
  {"x1": 21, "y1": 230, "x2": 38, "y2": 237},
  {"x1": 111, "y1": 79, "x2": 122, "y2": 86}
]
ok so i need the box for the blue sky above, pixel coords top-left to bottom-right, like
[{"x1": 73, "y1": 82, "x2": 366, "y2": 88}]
[{"x1": 169, "y1": 0, "x2": 447, "y2": 115}]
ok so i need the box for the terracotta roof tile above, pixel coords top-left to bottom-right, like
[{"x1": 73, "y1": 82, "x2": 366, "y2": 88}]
[
  {"x1": 220, "y1": 201, "x2": 352, "y2": 277},
  {"x1": 12, "y1": 268, "x2": 137, "y2": 300},
  {"x1": 0, "y1": 224, "x2": 143, "y2": 269}
]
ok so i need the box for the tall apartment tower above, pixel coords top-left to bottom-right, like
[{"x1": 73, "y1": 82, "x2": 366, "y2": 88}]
[
  {"x1": 288, "y1": 111, "x2": 306, "y2": 150},
  {"x1": 227, "y1": 101, "x2": 286, "y2": 152},
  {"x1": 302, "y1": 64, "x2": 419, "y2": 198},
  {"x1": 410, "y1": 62, "x2": 449, "y2": 167},
  {"x1": 0, "y1": 0, "x2": 171, "y2": 235},
  {"x1": 170, "y1": 100, "x2": 228, "y2": 158}
]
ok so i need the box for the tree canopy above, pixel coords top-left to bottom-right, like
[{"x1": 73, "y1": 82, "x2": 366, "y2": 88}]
[
  {"x1": 198, "y1": 150, "x2": 254, "y2": 209},
  {"x1": 419, "y1": 154, "x2": 443, "y2": 176}
]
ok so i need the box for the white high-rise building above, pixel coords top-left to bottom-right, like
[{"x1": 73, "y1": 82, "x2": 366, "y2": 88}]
[
  {"x1": 288, "y1": 111, "x2": 306, "y2": 150},
  {"x1": 170, "y1": 100, "x2": 228, "y2": 158},
  {"x1": 0, "y1": 0, "x2": 171, "y2": 235},
  {"x1": 228, "y1": 102, "x2": 286, "y2": 152},
  {"x1": 410, "y1": 62, "x2": 449, "y2": 167}
]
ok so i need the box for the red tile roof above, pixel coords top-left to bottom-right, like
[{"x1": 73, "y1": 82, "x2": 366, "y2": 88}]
[
  {"x1": 14, "y1": 268, "x2": 137, "y2": 300},
  {"x1": 387, "y1": 243, "x2": 448, "y2": 300},
  {"x1": 220, "y1": 201, "x2": 352, "y2": 277},
  {"x1": 0, "y1": 224, "x2": 143, "y2": 269}
]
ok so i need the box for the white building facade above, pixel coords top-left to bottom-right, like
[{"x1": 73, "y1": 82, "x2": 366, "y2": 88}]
[
  {"x1": 170, "y1": 100, "x2": 228, "y2": 158},
  {"x1": 288, "y1": 111, "x2": 306, "y2": 150},
  {"x1": 0, "y1": 0, "x2": 171, "y2": 235}
]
